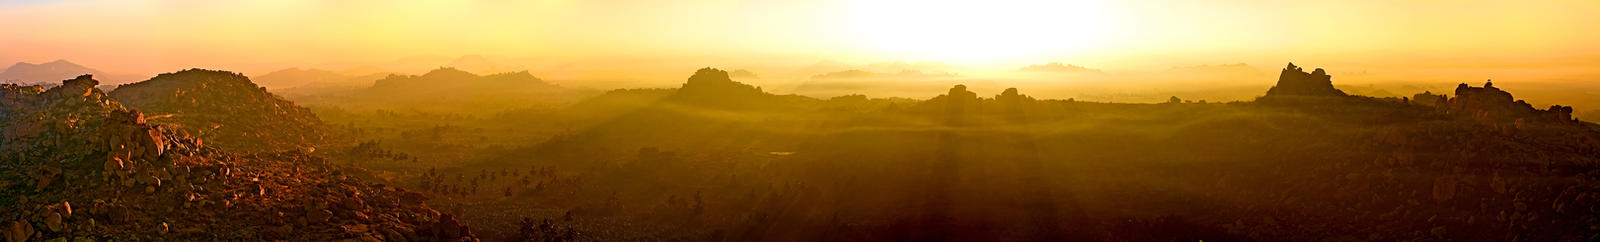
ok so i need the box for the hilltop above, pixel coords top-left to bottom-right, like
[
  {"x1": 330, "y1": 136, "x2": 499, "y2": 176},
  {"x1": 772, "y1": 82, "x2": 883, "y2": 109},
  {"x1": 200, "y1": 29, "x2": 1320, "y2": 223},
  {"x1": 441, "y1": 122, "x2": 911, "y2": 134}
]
[
  {"x1": 0, "y1": 75, "x2": 477, "y2": 241},
  {"x1": 108, "y1": 69, "x2": 328, "y2": 153}
]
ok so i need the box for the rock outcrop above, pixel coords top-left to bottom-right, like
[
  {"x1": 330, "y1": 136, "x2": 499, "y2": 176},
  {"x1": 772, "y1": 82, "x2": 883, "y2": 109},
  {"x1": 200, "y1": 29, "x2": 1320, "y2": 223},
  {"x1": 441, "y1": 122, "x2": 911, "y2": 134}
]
[
  {"x1": 1263, "y1": 62, "x2": 1347, "y2": 98},
  {"x1": 1, "y1": 75, "x2": 477, "y2": 241},
  {"x1": 109, "y1": 69, "x2": 326, "y2": 153},
  {"x1": 1411, "y1": 91, "x2": 1447, "y2": 107},
  {"x1": 1446, "y1": 80, "x2": 1575, "y2": 122},
  {"x1": 665, "y1": 68, "x2": 791, "y2": 109},
  {"x1": 321, "y1": 67, "x2": 579, "y2": 113}
]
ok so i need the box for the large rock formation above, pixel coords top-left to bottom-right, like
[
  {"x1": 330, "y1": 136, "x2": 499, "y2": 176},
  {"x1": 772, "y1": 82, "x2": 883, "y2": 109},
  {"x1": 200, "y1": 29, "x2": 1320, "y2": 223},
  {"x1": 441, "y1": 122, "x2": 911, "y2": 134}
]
[
  {"x1": 665, "y1": 68, "x2": 788, "y2": 109},
  {"x1": 1412, "y1": 91, "x2": 1447, "y2": 107},
  {"x1": 1263, "y1": 62, "x2": 1347, "y2": 97},
  {"x1": 1445, "y1": 80, "x2": 1574, "y2": 122},
  {"x1": 109, "y1": 69, "x2": 326, "y2": 153},
  {"x1": 1, "y1": 75, "x2": 476, "y2": 241}
]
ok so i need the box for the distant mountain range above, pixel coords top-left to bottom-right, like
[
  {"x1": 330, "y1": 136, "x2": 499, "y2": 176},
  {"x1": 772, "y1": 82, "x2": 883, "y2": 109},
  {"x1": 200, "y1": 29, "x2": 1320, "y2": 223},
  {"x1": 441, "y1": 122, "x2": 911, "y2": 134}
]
[
  {"x1": 287, "y1": 67, "x2": 593, "y2": 113},
  {"x1": 251, "y1": 67, "x2": 393, "y2": 91},
  {"x1": 0, "y1": 59, "x2": 141, "y2": 85}
]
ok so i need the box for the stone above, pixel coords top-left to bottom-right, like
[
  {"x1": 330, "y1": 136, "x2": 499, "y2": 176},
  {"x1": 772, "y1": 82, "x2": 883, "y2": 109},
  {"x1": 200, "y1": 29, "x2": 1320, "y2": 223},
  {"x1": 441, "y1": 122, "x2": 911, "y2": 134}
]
[
  {"x1": 59, "y1": 201, "x2": 71, "y2": 219},
  {"x1": 104, "y1": 157, "x2": 125, "y2": 172},
  {"x1": 44, "y1": 212, "x2": 62, "y2": 232},
  {"x1": 5, "y1": 220, "x2": 33, "y2": 242}
]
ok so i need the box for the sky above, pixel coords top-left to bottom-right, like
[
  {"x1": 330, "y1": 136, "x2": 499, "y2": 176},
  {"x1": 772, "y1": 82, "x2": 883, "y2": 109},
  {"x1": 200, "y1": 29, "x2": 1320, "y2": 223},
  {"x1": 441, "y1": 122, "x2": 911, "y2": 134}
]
[{"x1": 2, "y1": 0, "x2": 1598, "y2": 85}]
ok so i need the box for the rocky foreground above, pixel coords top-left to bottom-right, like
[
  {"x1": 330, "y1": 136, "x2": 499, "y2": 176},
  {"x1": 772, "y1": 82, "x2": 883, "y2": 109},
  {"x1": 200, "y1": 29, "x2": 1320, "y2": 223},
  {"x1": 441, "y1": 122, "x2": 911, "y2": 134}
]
[{"x1": 1, "y1": 75, "x2": 477, "y2": 241}]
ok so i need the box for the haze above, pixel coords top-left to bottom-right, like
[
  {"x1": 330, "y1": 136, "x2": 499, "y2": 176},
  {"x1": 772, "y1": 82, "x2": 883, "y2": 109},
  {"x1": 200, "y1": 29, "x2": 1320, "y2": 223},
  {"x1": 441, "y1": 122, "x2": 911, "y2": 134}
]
[{"x1": 3, "y1": 0, "x2": 1597, "y2": 84}]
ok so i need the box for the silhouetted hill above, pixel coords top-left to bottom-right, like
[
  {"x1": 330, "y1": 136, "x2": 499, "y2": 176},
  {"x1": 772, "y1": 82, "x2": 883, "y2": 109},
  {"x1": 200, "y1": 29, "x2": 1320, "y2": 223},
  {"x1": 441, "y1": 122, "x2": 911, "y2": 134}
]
[
  {"x1": 664, "y1": 68, "x2": 812, "y2": 110},
  {"x1": 1403, "y1": 80, "x2": 1578, "y2": 123},
  {"x1": 109, "y1": 69, "x2": 328, "y2": 153},
  {"x1": 252, "y1": 68, "x2": 391, "y2": 92},
  {"x1": 296, "y1": 67, "x2": 592, "y2": 113},
  {"x1": 1, "y1": 75, "x2": 475, "y2": 241},
  {"x1": 1263, "y1": 62, "x2": 1347, "y2": 98},
  {"x1": 0, "y1": 60, "x2": 140, "y2": 85}
]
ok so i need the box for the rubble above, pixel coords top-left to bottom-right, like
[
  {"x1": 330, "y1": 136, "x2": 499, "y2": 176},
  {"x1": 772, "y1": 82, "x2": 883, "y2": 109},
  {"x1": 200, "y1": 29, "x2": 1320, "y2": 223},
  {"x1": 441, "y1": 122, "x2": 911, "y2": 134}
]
[{"x1": 0, "y1": 75, "x2": 476, "y2": 241}]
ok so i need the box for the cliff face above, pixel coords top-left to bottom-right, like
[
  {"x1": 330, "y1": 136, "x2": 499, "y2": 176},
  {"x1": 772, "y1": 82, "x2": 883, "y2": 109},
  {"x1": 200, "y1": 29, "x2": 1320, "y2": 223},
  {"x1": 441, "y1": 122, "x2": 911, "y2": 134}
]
[{"x1": 1264, "y1": 62, "x2": 1347, "y2": 98}]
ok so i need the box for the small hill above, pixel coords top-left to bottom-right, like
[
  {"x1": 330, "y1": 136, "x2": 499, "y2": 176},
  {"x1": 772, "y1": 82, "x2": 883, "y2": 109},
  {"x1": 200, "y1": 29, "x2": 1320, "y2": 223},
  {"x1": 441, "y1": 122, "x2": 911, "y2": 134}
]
[
  {"x1": 330, "y1": 67, "x2": 585, "y2": 113},
  {"x1": 1, "y1": 75, "x2": 476, "y2": 241},
  {"x1": 663, "y1": 68, "x2": 820, "y2": 110},
  {"x1": 0, "y1": 60, "x2": 140, "y2": 85},
  {"x1": 109, "y1": 69, "x2": 327, "y2": 153}
]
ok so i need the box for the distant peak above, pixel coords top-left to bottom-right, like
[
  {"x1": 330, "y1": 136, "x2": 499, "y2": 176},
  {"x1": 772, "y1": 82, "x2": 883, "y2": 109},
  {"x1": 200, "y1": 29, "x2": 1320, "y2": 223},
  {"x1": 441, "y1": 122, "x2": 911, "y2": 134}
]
[{"x1": 45, "y1": 59, "x2": 74, "y2": 65}]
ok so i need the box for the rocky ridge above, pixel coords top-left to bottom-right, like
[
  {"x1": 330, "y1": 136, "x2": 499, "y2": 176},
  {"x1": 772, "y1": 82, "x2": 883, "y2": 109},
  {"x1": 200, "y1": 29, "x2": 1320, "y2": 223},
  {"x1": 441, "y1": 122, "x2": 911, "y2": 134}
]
[
  {"x1": 109, "y1": 69, "x2": 327, "y2": 153},
  {"x1": 2, "y1": 75, "x2": 477, "y2": 241}
]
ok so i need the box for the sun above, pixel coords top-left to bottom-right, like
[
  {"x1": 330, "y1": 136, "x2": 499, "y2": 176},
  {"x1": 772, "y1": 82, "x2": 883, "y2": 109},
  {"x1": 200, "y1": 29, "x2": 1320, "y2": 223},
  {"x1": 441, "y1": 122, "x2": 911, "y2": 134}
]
[{"x1": 848, "y1": 0, "x2": 1111, "y2": 63}]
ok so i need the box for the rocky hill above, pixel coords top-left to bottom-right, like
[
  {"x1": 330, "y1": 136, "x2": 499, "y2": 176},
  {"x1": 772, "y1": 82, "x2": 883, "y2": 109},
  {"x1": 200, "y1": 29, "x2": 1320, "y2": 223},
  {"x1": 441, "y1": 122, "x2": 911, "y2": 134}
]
[
  {"x1": 665, "y1": 68, "x2": 811, "y2": 110},
  {"x1": 0, "y1": 75, "x2": 477, "y2": 241},
  {"x1": 1445, "y1": 81, "x2": 1576, "y2": 122},
  {"x1": 1263, "y1": 62, "x2": 1347, "y2": 98},
  {"x1": 108, "y1": 69, "x2": 327, "y2": 153}
]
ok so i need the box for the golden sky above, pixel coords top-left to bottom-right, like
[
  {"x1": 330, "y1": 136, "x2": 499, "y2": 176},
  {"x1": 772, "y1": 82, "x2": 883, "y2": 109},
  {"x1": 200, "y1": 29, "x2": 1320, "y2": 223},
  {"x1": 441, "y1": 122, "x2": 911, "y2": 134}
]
[{"x1": 2, "y1": 0, "x2": 1598, "y2": 82}]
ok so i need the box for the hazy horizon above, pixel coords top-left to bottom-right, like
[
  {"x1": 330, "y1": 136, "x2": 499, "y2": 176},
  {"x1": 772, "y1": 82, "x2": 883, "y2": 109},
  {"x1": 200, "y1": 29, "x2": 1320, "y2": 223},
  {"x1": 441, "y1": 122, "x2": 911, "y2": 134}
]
[{"x1": 3, "y1": 0, "x2": 1598, "y2": 92}]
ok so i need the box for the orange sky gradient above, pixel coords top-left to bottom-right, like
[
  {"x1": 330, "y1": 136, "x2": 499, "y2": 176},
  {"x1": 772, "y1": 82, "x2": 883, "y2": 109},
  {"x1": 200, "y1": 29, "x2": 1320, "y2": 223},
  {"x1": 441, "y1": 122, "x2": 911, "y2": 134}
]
[{"x1": 2, "y1": 0, "x2": 1598, "y2": 89}]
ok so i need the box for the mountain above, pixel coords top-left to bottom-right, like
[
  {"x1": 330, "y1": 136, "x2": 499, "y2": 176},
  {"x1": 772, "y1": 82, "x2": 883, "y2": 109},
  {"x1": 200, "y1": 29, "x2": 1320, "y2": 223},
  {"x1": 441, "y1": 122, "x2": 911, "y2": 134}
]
[
  {"x1": 438, "y1": 55, "x2": 524, "y2": 74},
  {"x1": 109, "y1": 69, "x2": 328, "y2": 153},
  {"x1": 252, "y1": 68, "x2": 346, "y2": 90},
  {"x1": 251, "y1": 67, "x2": 391, "y2": 92},
  {"x1": 302, "y1": 67, "x2": 589, "y2": 113},
  {"x1": 0, "y1": 60, "x2": 140, "y2": 85},
  {"x1": 0, "y1": 74, "x2": 476, "y2": 241}
]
